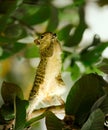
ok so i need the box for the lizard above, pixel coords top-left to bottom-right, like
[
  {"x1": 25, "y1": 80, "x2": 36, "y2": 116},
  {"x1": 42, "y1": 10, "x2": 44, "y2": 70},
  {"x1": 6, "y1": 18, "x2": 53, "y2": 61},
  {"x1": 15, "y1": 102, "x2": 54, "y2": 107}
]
[{"x1": 27, "y1": 32, "x2": 66, "y2": 116}]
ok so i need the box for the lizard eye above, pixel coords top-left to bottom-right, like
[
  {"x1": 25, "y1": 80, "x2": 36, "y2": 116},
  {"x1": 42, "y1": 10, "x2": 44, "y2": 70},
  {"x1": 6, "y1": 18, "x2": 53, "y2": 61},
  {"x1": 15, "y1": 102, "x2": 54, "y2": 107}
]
[
  {"x1": 40, "y1": 35, "x2": 44, "y2": 39},
  {"x1": 53, "y1": 33, "x2": 56, "y2": 37}
]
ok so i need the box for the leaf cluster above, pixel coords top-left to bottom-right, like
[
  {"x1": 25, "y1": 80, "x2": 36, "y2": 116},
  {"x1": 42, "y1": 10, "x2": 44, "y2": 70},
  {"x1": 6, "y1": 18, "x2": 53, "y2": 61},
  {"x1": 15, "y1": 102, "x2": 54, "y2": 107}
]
[
  {"x1": 0, "y1": 0, "x2": 108, "y2": 130},
  {"x1": 0, "y1": 74, "x2": 108, "y2": 130}
]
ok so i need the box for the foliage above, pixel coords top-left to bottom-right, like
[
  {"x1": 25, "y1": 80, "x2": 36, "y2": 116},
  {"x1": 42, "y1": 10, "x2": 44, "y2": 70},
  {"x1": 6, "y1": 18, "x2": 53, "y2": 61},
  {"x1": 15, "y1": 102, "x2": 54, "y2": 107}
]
[{"x1": 0, "y1": 0, "x2": 108, "y2": 130}]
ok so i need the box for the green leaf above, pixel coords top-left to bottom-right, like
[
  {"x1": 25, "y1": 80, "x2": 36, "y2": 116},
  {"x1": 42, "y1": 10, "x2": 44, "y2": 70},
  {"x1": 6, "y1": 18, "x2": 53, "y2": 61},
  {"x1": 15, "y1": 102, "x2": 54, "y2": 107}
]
[
  {"x1": 65, "y1": 73, "x2": 105, "y2": 125},
  {"x1": 0, "y1": 0, "x2": 23, "y2": 31},
  {"x1": 70, "y1": 63, "x2": 81, "y2": 80},
  {"x1": 0, "y1": 47, "x2": 3, "y2": 56},
  {"x1": 0, "y1": 35, "x2": 10, "y2": 42},
  {"x1": 97, "y1": 0, "x2": 108, "y2": 6},
  {"x1": 81, "y1": 42, "x2": 108, "y2": 65},
  {"x1": 0, "y1": 42, "x2": 26, "y2": 59},
  {"x1": 81, "y1": 34, "x2": 101, "y2": 55},
  {"x1": 47, "y1": 6, "x2": 59, "y2": 32},
  {"x1": 4, "y1": 23, "x2": 27, "y2": 40},
  {"x1": 20, "y1": 5, "x2": 50, "y2": 25},
  {"x1": 15, "y1": 98, "x2": 28, "y2": 130},
  {"x1": 12, "y1": 3, "x2": 38, "y2": 20},
  {"x1": 73, "y1": 0, "x2": 85, "y2": 6},
  {"x1": 91, "y1": 34, "x2": 101, "y2": 46},
  {"x1": 24, "y1": 44, "x2": 40, "y2": 58},
  {"x1": 91, "y1": 95, "x2": 108, "y2": 115},
  {"x1": 1, "y1": 81, "x2": 24, "y2": 104},
  {"x1": 25, "y1": 112, "x2": 46, "y2": 128},
  {"x1": 57, "y1": 24, "x2": 73, "y2": 41},
  {"x1": 98, "y1": 64, "x2": 108, "y2": 74},
  {"x1": 45, "y1": 111, "x2": 63, "y2": 130},
  {"x1": 0, "y1": 0, "x2": 23, "y2": 15},
  {"x1": 0, "y1": 16, "x2": 10, "y2": 31},
  {"x1": 81, "y1": 109, "x2": 104, "y2": 130},
  {"x1": 0, "y1": 104, "x2": 14, "y2": 123},
  {"x1": 65, "y1": 6, "x2": 87, "y2": 47}
]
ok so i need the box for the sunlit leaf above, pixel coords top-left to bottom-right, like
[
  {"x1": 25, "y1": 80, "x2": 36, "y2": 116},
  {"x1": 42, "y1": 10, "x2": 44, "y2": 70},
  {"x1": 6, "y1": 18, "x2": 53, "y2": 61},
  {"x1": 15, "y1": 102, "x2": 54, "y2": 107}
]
[
  {"x1": 45, "y1": 111, "x2": 63, "y2": 130},
  {"x1": 65, "y1": 73, "x2": 106, "y2": 125},
  {"x1": 81, "y1": 109, "x2": 104, "y2": 130},
  {"x1": 24, "y1": 44, "x2": 39, "y2": 58}
]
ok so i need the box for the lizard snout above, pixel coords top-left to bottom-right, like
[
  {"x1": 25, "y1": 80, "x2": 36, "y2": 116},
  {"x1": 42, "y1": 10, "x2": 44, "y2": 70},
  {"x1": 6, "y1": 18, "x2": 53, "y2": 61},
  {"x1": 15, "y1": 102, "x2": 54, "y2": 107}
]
[{"x1": 34, "y1": 39, "x2": 40, "y2": 45}]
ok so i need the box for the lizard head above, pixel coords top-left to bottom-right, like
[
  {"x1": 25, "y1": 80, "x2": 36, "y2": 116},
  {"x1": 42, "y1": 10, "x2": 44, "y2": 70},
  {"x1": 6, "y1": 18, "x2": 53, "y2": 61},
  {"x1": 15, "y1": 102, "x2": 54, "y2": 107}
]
[
  {"x1": 34, "y1": 32, "x2": 61, "y2": 57},
  {"x1": 34, "y1": 32, "x2": 57, "y2": 48}
]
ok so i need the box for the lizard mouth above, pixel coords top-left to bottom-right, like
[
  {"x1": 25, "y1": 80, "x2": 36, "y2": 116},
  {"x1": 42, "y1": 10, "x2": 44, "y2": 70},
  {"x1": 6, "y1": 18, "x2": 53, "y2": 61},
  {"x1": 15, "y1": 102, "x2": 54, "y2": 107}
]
[{"x1": 34, "y1": 39, "x2": 40, "y2": 45}]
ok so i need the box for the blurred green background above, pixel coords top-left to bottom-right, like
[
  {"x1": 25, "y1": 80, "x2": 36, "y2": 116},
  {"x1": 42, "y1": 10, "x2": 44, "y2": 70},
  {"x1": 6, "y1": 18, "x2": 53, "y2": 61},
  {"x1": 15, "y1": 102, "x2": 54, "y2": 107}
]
[{"x1": 0, "y1": 0, "x2": 108, "y2": 129}]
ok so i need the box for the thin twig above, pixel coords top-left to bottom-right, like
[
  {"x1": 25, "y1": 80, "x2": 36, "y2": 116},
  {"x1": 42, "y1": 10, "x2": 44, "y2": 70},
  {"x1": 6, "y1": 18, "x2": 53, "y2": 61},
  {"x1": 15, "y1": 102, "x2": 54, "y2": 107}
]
[{"x1": 28, "y1": 104, "x2": 65, "y2": 120}]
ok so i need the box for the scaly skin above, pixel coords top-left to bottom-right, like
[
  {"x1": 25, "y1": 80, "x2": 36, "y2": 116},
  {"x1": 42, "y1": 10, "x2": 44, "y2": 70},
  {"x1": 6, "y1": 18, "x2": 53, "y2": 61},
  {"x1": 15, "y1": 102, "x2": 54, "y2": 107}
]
[{"x1": 27, "y1": 32, "x2": 66, "y2": 116}]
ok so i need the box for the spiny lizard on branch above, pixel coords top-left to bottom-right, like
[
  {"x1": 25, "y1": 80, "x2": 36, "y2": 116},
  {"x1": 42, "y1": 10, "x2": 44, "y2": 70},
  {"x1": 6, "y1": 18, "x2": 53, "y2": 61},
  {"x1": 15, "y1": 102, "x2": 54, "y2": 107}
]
[{"x1": 27, "y1": 32, "x2": 66, "y2": 116}]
